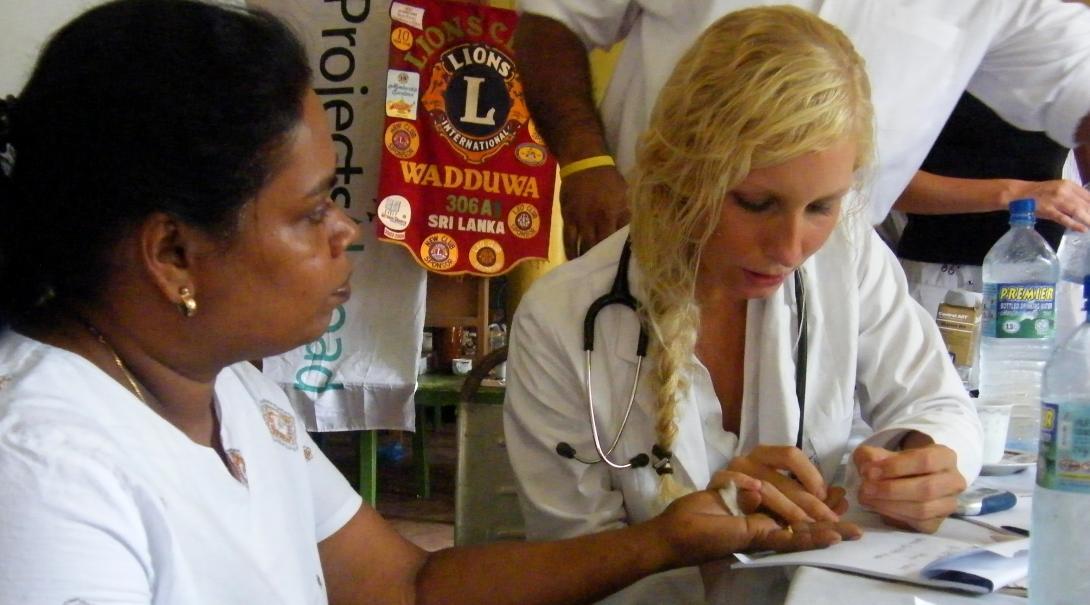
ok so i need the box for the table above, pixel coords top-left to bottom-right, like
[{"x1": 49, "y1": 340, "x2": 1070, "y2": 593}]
[
  {"x1": 358, "y1": 372, "x2": 505, "y2": 504},
  {"x1": 779, "y1": 469, "x2": 1033, "y2": 605}
]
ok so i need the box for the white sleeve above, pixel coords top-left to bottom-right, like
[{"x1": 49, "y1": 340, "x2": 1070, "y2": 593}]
[
  {"x1": 0, "y1": 434, "x2": 153, "y2": 604},
  {"x1": 236, "y1": 361, "x2": 363, "y2": 542},
  {"x1": 517, "y1": 0, "x2": 640, "y2": 50},
  {"x1": 852, "y1": 228, "x2": 984, "y2": 484},
  {"x1": 300, "y1": 424, "x2": 362, "y2": 542},
  {"x1": 968, "y1": 0, "x2": 1090, "y2": 146},
  {"x1": 503, "y1": 290, "x2": 630, "y2": 540}
]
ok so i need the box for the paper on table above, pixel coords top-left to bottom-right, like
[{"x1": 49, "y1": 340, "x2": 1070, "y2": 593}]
[
  {"x1": 920, "y1": 539, "x2": 1029, "y2": 593},
  {"x1": 733, "y1": 512, "x2": 1026, "y2": 594},
  {"x1": 781, "y1": 566, "x2": 1031, "y2": 605}
]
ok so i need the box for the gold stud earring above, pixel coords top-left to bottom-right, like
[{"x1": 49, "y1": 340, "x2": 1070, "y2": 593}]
[{"x1": 178, "y1": 286, "x2": 198, "y2": 318}]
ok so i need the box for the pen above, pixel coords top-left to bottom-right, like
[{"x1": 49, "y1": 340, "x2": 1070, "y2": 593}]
[
  {"x1": 1001, "y1": 525, "x2": 1030, "y2": 537},
  {"x1": 952, "y1": 516, "x2": 1029, "y2": 537}
]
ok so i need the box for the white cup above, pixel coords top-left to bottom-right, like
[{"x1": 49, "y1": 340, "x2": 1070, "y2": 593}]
[
  {"x1": 452, "y1": 357, "x2": 473, "y2": 376},
  {"x1": 975, "y1": 400, "x2": 1013, "y2": 464}
]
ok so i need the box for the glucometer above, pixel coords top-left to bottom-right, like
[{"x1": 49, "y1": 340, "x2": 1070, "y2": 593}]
[{"x1": 955, "y1": 487, "x2": 1018, "y2": 516}]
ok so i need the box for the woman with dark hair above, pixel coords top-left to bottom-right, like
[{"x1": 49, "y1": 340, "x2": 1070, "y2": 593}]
[{"x1": 0, "y1": 1, "x2": 856, "y2": 603}]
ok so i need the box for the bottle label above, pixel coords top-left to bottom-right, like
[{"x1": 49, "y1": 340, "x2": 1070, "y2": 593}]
[
  {"x1": 1038, "y1": 401, "x2": 1090, "y2": 493},
  {"x1": 983, "y1": 282, "x2": 1055, "y2": 339}
]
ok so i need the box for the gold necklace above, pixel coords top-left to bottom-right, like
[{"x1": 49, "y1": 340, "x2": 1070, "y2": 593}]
[{"x1": 74, "y1": 315, "x2": 147, "y2": 404}]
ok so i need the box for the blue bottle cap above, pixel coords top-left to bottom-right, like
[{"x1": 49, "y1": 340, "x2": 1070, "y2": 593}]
[{"x1": 1008, "y1": 198, "x2": 1036, "y2": 216}]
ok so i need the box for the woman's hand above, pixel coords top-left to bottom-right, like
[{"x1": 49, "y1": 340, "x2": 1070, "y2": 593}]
[
  {"x1": 853, "y1": 434, "x2": 967, "y2": 534},
  {"x1": 895, "y1": 172, "x2": 1090, "y2": 227},
  {"x1": 1003, "y1": 178, "x2": 1090, "y2": 231},
  {"x1": 652, "y1": 477, "x2": 862, "y2": 568},
  {"x1": 725, "y1": 445, "x2": 842, "y2": 523}
]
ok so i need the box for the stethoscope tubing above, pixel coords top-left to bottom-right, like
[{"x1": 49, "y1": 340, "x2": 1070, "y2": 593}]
[{"x1": 582, "y1": 349, "x2": 643, "y2": 468}]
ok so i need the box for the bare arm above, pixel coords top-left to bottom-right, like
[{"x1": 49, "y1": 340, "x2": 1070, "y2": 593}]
[
  {"x1": 514, "y1": 13, "x2": 628, "y2": 257},
  {"x1": 319, "y1": 484, "x2": 859, "y2": 605},
  {"x1": 514, "y1": 13, "x2": 607, "y2": 166},
  {"x1": 893, "y1": 170, "x2": 1090, "y2": 231},
  {"x1": 1078, "y1": 112, "x2": 1090, "y2": 149}
]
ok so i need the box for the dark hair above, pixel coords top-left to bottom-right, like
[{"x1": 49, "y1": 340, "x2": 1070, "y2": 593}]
[{"x1": 0, "y1": 0, "x2": 312, "y2": 325}]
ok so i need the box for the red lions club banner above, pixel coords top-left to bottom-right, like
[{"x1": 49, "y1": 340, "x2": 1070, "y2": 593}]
[{"x1": 376, "y1": 0, "x2": 556, "y2": 276}]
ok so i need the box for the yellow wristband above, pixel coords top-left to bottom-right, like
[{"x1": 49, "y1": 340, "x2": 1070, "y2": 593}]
[{"x1": 558, "y1": 155, "x2": 615, "y2": 179}]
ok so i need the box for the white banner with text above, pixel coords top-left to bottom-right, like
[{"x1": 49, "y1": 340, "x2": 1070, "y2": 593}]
[{"x1": 255, "y1": 0, "x2": 425, "y2": 431}]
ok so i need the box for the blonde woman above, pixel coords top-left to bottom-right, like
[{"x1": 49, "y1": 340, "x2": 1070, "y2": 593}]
[{"x1": 504, "y1": 7, "x2": 982, "y2": 604}]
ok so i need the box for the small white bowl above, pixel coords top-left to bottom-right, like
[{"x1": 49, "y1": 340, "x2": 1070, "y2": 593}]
[{"x1": 452, "y1": 357, "x2": 473, "y2": 376}]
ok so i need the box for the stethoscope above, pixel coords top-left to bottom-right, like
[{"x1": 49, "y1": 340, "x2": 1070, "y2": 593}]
[{"x1": 556, "y1": 239, "x2": 809, "y2": 473}]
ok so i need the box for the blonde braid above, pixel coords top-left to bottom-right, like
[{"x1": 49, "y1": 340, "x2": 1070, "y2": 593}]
[
  {"x1": 627, "y1": 6, "x2": 874, "y2": 505},
  {"x1": 645, "y1": 300, "x2": 701, "y2": 506}
]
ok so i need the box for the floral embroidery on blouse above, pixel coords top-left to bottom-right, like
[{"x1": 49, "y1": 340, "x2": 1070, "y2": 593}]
[{"x1": 260, "y1": 400, "x2": 298, "y2": 450}]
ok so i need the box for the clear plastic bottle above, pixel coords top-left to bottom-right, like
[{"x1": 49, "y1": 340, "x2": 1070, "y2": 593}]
[
  {"x1": 488, "y1": 323, "x2": 507, "y2": 381},
  {"x1": 1029, "y1": 274, "x2": 1090, "y2": 605},
  {"x1": 488, "y1": 322, "x2": 507, "y2": 351},
  {"x1": 1055, "y1": 200, "x2": 1090, "y2": 345},
  {"x1": 980, "y1": 199, "x2": 1060, "y2": 452}
]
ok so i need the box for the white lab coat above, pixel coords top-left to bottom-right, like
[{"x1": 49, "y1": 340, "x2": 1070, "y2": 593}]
[
  {"x1": 517, "y1": 0, "x2": 1090, "y2": 225},
  {"x1": 504, "y1": 220, "x2": 983, "y2": 604}
]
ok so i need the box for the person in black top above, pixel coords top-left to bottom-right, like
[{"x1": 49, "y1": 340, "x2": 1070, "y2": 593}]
[{"x1": 894, "y1": 92, "x2": 1090, "y2": 315}]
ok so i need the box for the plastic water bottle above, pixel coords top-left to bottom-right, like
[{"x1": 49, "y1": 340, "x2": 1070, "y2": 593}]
[
  {"x1": 1029, "y1": 274, "x2": 1090, "y2": 605},
  {"x1": 980, "y1": 199, "x2": 1060, "y2": 452},
  {"x1": 1056, "y1": 201, "x2": 1090, "y2": 344}
]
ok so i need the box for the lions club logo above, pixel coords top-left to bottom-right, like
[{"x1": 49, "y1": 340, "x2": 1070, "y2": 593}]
[
  {"x1": 421, "y1": 43, "x2": 528, "y2": 164},
  {"x1": 384, "y1": 121, "x2": 420, "y2": 159},
  {"x1": 469, "y1": 239, "x2": 505, "y2": 274},
  {"x1": 508, "y1": 203, "x2": 541, "y2": 239},
  {"x1": 421, "y1": 233, "x2": 459, "y2": 271}
]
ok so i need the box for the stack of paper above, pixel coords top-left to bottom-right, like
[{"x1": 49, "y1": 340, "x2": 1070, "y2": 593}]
[{"x1": 734, "y1": 513, "x2": 1028, "y2": 594}]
